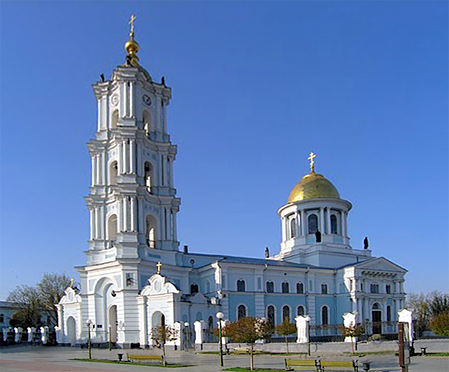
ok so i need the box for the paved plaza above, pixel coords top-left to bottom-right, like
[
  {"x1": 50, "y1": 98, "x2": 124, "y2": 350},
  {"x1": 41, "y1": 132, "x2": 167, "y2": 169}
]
[{"x1": 1, "y1": 342, "x2": 448, "y2": 372}]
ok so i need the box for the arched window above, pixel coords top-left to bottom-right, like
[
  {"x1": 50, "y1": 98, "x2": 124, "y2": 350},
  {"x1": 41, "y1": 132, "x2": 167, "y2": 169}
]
[
  {"x1": 109, "y1": 161, "x2": 118, "y2": 186},
  {"x1": 237, "y1": 305, "x2": 246, "y2": 320},
  {"x1": 321, "y1": 306, "x2": 329, "y2": 325},
  {"x1": 296, "y1": 282, "x2": 304, "y2": 294},
  {"x1": 387, "y1": 306, "x2": 391, "y2": 322},
  {"x1": 282, "y1": 306, "x2": 290, "y2": 322},
  {"x1": 321, "y1": 284, "x2": 328, "y2": 294},
  {"x1": 282, "y1": 282, "x2": 289, "y2": 293},
  {"x1": 196, "y1": 312, "x2": 203, "y2": 321},
  {"x1": 107, "y1": 214, "x2": 117, "y2": 242},
  {"x1": 308, "y1": 214, "x2": 318, "y2": 234},
  {"x1": 266, "y1": 281, "x2": 274, "y2": 293},
  {"x1": 237, "y1": 280, "x2": 246, "y2": 292},
  {"x1": 111, "y1": 109, "x2": 118, "y2": 129},
  {"x1": 267, "y1": 306, "x2": 275, "y2": 325},
  {"x1": 144, "y1": 162, "x2": 154, "y2": 193},
  {"x1": 208, "y1": 316, "x2": 214, "y2": 332},
  {"x1": 372, "y1": 302, "x2": 380, "y2": 310},
  {"x1": 190, "y1": 284, "x2": 199, "y2": 294},
  {"x1": 297, "y1": 306, "x2": 305, "y2": 316},
  {"x1": 143, "y1": 110, "x2": 151, "y2": 134},
  {"x1": 330, "y1": 214, "x2": 338, "y2": 234},
  {"x1": 290, "y1": 218, "x2": 296, "y2": 239},
  {"x1": 146, "y1": 215, "x2": 157, "y2": 248}
]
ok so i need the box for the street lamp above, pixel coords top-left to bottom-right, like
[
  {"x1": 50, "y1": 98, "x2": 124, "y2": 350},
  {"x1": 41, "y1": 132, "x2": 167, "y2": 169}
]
[
  {"x1": 184, "y1": 322, "x2": 190, "y2": 350},
  {"x1": 216, "y1": 312, "x2": 224, "y2": 367},
  {"x1": 86, "y1": 319, "x2": 93, "y2": 360}
]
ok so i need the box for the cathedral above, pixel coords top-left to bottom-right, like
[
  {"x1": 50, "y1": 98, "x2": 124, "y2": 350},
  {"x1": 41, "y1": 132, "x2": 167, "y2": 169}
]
[{"x1": 57, "y1": 19, "x2": 407, "y2": 347}]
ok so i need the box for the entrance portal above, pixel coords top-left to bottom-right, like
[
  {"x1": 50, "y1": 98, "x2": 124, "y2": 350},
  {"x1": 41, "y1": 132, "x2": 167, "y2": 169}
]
[
  {"x1": 66, "y1": 316, "x2": 76, "y2": 346},
  {"x1": 372, "y1": 303, "x2": 382, "y2": 334},
  {"x1": 108, "y1": 305, "x2": 118, "y2": 343}
]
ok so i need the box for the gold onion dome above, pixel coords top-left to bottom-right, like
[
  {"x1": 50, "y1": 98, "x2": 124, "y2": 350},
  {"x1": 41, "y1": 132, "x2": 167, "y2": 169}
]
[
  {"x1": 287, "y1": 152, "x2": 340, "y2": 203},
  {"x1": 125, "y1": 15, "x2": 140, "y2": 66}
]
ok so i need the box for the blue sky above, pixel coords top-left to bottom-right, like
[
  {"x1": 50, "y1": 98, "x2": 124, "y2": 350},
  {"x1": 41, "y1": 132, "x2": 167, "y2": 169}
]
[{"x1": 0, "y1": 1, "x2": 447, "y2": 300}]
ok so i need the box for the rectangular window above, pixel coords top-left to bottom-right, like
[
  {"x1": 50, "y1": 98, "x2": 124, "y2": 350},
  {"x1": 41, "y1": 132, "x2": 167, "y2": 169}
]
[
  {"x1": 257, "y1": 277, "x2": 262, "y2": 290},
  {"x1": 222, "y1": 275, "x2": 226, "y2": 289},
  {"x1": 386, "y1": 285, "x2": 391, "y2": 294},
  {"x1": 370, "y1": 284, "x2": 379, "y2": 293}
]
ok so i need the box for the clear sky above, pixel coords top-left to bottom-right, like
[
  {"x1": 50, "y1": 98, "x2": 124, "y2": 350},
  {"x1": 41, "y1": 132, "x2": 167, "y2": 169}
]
[{"x1": 0, "y1": 1, "x2": 448, "y2": 300}]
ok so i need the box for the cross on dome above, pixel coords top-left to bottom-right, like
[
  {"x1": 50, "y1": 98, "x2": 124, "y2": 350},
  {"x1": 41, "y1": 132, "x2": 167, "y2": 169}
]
[
  {"x1": 308, "y1": 152, "x2": 316, "y2": 173},
  {"x1": 129, "y1": 14, "x2": 137, "y2": 34},
  {"x1": 156, "y1": 261, "x2": 162, "y2": 275}
]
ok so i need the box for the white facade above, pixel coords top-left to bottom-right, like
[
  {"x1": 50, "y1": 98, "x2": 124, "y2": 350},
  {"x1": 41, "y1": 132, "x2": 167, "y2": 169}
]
[{"x1": 58, "y1": 29, "x2": 407, "y2": 347}]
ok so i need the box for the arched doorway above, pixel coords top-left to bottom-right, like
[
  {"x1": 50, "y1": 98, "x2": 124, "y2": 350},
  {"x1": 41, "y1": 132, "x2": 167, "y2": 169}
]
[
  {"x1": 108, "y1": 305, "x2": 118, "y2": 343},
  {"x1": 151, "y1": 311, "x2": 165, "y2": 345},
  {"x1": 372, "y1": 303, "x2": 382, "y2": 335},
  {"x1": 66, "y1": 316, "x2": 76, "y2": 346}
]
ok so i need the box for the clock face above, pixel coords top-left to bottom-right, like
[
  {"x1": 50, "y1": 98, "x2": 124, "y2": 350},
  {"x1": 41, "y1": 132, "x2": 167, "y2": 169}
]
[{"x1": 142, "y1": 94, "x2": 152, "y2": 106}]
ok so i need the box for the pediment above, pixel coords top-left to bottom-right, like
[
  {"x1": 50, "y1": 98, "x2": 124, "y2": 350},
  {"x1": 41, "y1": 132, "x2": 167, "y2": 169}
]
[
  {"x1": 190, "y1": 292, "x2": 208, "y2": 304},
  {"x1": 355, "y1": 257, "x2": 407, "y2": 273},
  {"x1": 140, "y1": 274, "x2": 180, "y2": 296},
  {"x1": 59, "y1": 287, "x2": 82, "y2": 304}
]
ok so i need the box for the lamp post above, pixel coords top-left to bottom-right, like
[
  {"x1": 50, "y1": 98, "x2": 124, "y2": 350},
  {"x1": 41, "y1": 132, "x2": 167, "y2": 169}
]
[
  {"x1": 86, "y1": 319, "x2": 93, "y2": 360},
  {"x1": 184, "y1": 322, "x2": 189, "y2": 350},
  {"x1": 108, "y1": 324, "x2": 112, "y2": 351},
  {"x1": 216, "y1": 312, "x2": 224, "y2": 367}
]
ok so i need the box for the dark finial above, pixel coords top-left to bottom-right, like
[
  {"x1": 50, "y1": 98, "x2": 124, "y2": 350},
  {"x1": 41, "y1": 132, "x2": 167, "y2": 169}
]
[
  {"x1": 265, "y1": 247, "x2": 270, "y2": 258},
  {"x1": 161, "y1": 76, "x2": 166, "y2": 86},
  {"x1": 315, "y1": 230, "x2": 322, "y2": 243},
  {"x1": 364, "y1": 237, "x2": 369, "y2": 250},
  {"x1": 184, "y1": 245, "x2": 188, "y2": 254},
  {"x1": 100, "y1": 74, "x2": 105, "y2": 82}
]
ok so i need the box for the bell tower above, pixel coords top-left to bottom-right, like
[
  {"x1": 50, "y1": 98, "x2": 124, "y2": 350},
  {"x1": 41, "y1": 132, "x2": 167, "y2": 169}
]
[{"x1": 85, "y1": 17, "x2": 180, "y2": 266}]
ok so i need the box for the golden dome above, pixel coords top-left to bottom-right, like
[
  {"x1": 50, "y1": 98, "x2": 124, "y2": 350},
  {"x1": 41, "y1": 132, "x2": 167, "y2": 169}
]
[{"x1": 287, "y1": 171, "x2": 340, "y2": 203}]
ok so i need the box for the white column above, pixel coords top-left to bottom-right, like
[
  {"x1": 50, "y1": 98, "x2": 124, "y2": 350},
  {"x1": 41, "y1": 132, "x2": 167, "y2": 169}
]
[
  {"x1": 169, "y1": 157, "x2": 174, "y2": 188},
  {"x1": 123, "y1": 197, "x2": 128, "y2": 232},
  {"x1": 172, "y1": 210, "x2": 178, "y2": 242},
  {"x1": 341, "y1": 211, "x2": 347, "y2": 237},
  {"x1": 99, "y1": 206, "x2": 105, "y2": 239},
  {"x1": 137, "y1": 297, "x2": 147, "y2": 347},
  {"x1": 156, "y1": 97, "x2": 161, "y2": 132},
  {"x1": 97, "y1": 99, "x2": 101, "y2": 132},
  {"x1": 161, "y1": 207, "x2": 166, "y2": 240},
  {"x1": 101, "y1": 152, "x2": 106, "y2": 186},
  {"x1": 130, "y1": 139, "x2": 135, "y2": 174},
  {"x1": 320, "y1": 207, "x2": 325, "y2": 233},
  {"x1": 138, "y1": 197, "x2": 144, "y2": 234},
  {"x1": 95, "y1": 207, "x2": 101, "y2": 239},
  {"x1": 136, "y1": 142, "x2": 142, "y2": 177},
  {"x1": 122, "y1": 140, "x2": 127, "y2": 174},
  {"x1": 295, "y1": 211, "x2": 300, "y2": 237},
  {"x1": 166, "y1": 208, "x2": 171, "y2": 240},
  {"x1": 120, "y1": 82, "x2": 125, "y2": 118},
  {"x1": 281, "y1": 216, "x2": 287, "y2": 241},
  {"x1": 129, "y1": 82, "x2": 134, "y2": 118},
  {"x1": 130, "y1": 197, "x2": 136, "y2": 232},
  {"x1": 101, "y1": 96, "x2": 108, "y2": 131},
  {"x1": 326, "y1": 208, "x2": 331, "y2": 234},
  {"x1": 118, "y1": 142, "x2": 123, "y2": 174},
  {"x1": 123, "y1": 140, "x2": 129, "y2": 174},
  {"x1": 91, "y1": 156, "x2": 96, "y2": 186},
  {"x1": 118, "y1": 197, "x2": 123, "y2": 232},
  {"x1": 90, "y1": 208, "x2": 95, "y2": 240},
  {"x1": 160, "y1": 155, "x2": 165, "y2": 186},
  {"x1": 301, "y1": 210, "x2": 306, "y2": 236}
]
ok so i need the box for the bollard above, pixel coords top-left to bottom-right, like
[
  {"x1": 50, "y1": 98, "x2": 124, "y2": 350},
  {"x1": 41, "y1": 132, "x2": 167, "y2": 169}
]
[{"x1": 362, "y1": 362, "x2": 371, "y2": 371}]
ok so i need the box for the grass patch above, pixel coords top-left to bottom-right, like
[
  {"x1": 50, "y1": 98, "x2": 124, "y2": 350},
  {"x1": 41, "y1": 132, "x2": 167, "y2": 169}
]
[
  {"x1": 224, "y1": 369, "x2": 289, "y2": 372},
  {"x1": 70, "y1": 358, "x2": 192, "y2": 368},
  {"x1": 425, "y1": 352, "x2": 449, "y2": 357},
  {"x1": 198, "y1": 351, "x2": 308, "y2": 356}
]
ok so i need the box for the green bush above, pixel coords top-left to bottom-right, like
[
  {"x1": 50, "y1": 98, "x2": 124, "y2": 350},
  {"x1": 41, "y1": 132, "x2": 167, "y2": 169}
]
[{"x1": 430, "y1": 313, "x2": 449, "y2": 337}]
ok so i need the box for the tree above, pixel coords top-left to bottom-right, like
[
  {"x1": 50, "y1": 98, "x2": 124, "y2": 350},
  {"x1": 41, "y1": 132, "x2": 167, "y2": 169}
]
[
  {"x1": 430, "y1": 313, "x2": 449, "y2": 337},
  {"x1": 223, "y1": 317, "x2": 274, "y2": 371},
  {"x1": 427, "y1": 292, "x2": 449, "y2": 318},
  {"x1": 151, "y1": 324, "x2": 179, "y2": 366},
  {"x1": 7, "y1": 286, "x2": 42, "y2": 328},
  {"x1": 406, "y1": 293, "x2": 430, "y2": 337},
  {"x1": 275, "y1": 319, "x2": 296, "y2": 354},
  {"x1": 7, "y1": 273, "x2": 74, "y2": 328},
  {"x1": 37, "y1": 273, "x2": 73, "y2": 326},
  {"x1": 340, "y1": 324, "x2": 365, "y2": 354}
]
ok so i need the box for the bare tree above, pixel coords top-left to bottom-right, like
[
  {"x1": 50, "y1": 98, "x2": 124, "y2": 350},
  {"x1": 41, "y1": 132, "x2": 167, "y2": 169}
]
[{"x1": 151, "y1": 324, "x2": 178, "y2": 366}]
